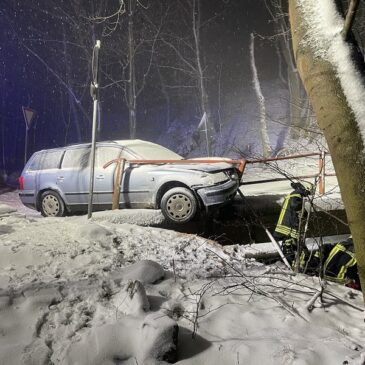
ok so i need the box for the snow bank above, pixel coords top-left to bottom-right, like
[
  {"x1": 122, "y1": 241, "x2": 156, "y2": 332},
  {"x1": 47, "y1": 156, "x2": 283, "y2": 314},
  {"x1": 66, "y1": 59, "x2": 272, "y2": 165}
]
[
  {"x1": 0, "y1": 197, "x2": 364, "y2": 364},
  {"x1": 0, "y1": 203, "x2": 17, "y2": 216},
  {"x1": 65, "y1": 311, "x2": 178, "y2": 365},
  {"x1": 92, "y1": 209, "x2": 165, "y2": 226}
]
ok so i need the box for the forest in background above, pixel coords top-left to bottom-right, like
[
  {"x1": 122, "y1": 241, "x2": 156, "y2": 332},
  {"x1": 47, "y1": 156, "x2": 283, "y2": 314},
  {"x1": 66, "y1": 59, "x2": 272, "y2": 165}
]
[{"x1": 1, "y1": 0, "x2": 365, "y2": 180}]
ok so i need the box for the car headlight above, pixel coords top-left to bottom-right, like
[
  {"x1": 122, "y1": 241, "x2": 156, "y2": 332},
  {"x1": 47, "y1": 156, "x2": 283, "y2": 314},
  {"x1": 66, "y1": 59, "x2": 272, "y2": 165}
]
[
  {"x1": 200, "y1": 172, "x2": 229, "y2": 186},
  {"x1": 227, "y1": 170, "x2": 239, "y2": 181}
]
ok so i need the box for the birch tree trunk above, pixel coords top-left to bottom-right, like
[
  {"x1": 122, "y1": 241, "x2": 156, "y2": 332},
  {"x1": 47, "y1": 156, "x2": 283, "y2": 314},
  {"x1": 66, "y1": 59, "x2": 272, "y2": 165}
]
[
  {"x1": 128, "y1": 0, "x2": 137, "y2": 139},
  {"x1": 193, "y1": 0, "x2": 212, "y2": 156},
  {"x1": 289, "y1": 0, "x2": 365, "y2": 303},
  {"x1": 249, "y1": 33, "x2": 272, "y2": 157}
]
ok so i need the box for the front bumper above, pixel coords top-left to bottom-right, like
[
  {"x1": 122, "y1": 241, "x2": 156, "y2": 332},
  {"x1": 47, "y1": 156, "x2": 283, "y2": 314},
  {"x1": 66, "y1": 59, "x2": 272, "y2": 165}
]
[{"x1": 195, "y1": 179, "x2": 239, "y2": 207}]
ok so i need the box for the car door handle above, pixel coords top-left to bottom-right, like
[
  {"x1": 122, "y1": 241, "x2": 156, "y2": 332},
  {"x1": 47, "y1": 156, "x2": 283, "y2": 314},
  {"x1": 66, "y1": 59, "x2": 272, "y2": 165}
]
[
  {"x1": 57, "y1": 176, "x2": 64, "y2": 181},
  {"x1": 96, "y1": 174, "x2": 105, "y2": 180}
]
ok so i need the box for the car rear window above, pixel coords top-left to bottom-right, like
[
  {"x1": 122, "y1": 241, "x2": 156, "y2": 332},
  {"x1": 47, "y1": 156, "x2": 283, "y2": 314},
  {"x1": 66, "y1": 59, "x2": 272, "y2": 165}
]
[{"x1": 62, "y1": 148, "x2": 90, "y2": 169}]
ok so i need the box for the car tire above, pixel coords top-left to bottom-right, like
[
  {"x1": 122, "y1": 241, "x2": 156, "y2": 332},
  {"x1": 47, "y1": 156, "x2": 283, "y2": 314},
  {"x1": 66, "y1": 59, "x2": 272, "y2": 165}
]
[
  {"x1": 161, "y1": 187, "x2": 197, "y2": 224},
  {"x1": 40, "y1": 190, "x2": 65, "y2": 217}
]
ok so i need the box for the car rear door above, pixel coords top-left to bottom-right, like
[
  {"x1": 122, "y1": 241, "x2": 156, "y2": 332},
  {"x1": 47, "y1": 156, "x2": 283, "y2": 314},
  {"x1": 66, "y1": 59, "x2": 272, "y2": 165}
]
[
  {"x1": 57, "y1": 146, "x2": 91, "y2": 206},
  {"x1": 37, "y1": 149, "x2": 65, "y2": 192}
]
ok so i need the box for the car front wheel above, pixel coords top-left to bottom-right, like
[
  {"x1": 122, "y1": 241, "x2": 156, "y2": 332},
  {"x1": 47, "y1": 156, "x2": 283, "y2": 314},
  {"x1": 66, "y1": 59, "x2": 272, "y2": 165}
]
[
  {"x1": 160, "y1": 187, "x2": 197, "y2": 224},
  {"x1": 40, "y1": 190, "x2": 65, "y2": 217}
]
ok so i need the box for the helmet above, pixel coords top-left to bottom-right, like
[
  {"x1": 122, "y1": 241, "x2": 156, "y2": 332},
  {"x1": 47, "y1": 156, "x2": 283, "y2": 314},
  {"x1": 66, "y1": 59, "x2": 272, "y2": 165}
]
[{"x1": 291, "y1": 181, "x2": 313, "y2": 196}]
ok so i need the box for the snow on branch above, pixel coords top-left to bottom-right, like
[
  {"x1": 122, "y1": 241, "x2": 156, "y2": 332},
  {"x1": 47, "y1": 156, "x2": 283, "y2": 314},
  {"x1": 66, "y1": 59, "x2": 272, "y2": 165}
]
[{"x1": 296, "y1": 0, "x2": 365, "y2": 149}]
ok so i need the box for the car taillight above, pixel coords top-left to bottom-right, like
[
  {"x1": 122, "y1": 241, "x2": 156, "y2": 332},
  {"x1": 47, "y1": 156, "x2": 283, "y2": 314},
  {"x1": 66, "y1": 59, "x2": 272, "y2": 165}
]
[{"x1": 19, "y1": 176, "x2": 24, "y2": 191}]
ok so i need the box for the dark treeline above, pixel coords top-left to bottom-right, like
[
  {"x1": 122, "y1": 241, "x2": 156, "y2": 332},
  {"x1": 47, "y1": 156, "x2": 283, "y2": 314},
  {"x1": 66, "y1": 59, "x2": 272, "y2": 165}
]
[{"x1": 1, "y1": 0, "x2": 364, "y2": 180}]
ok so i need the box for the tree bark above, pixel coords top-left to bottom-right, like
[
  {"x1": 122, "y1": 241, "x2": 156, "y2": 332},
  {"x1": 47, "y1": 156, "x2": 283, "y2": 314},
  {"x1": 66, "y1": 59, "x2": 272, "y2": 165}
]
[{"x1": 289, "y1": 0, "x2": 365, "y2": 303}]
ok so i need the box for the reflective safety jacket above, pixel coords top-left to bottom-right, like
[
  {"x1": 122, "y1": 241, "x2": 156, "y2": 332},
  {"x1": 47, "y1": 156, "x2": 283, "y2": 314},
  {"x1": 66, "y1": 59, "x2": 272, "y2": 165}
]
[
  {"x1": 274, "y1": 192, "x2": 303, "y2": 240},
  {"x1": 323, "y1": 242, "x2": 357, "y2": 284}
]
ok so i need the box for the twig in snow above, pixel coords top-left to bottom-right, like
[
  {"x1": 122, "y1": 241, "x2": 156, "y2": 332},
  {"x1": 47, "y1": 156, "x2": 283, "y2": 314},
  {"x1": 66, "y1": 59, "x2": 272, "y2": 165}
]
[
  {"x1": 305, "y1": 280, "x2": 326, "y2": 312},
  {"x1": 191, "y1": 281, "x2": 215, "y2": 338},
  {"x1": 205, "y1": 248, "x2": 309, "y2": 321}
]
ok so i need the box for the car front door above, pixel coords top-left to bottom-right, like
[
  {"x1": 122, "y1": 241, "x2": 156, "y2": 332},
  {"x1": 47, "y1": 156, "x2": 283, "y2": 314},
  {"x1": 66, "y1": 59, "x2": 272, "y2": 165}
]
[
  {"x1": 120, "y1": 158, "x2": 157, "y2": 208},
  {"x1": 93, "y1": 146, "x2": 122, "y2": 207}
]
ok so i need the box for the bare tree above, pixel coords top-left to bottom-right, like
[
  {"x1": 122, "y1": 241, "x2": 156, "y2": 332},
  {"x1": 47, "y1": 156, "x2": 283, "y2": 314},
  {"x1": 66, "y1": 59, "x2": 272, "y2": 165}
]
[
  {"x1": 98, "y1": 1, "x2": 167, "y2": 139},
  {"x1": 264, "y1": 0, "x2": 313, "y2": 140},
  {"x1": 158, "y1": 0, "x2": 215, "y2": 156},
  {"x1": 249, "y1": 33, "x2": 272, "y2": 157},
  {"x1": 2, "y1": 0, "x2": 102, "y2": 147}
]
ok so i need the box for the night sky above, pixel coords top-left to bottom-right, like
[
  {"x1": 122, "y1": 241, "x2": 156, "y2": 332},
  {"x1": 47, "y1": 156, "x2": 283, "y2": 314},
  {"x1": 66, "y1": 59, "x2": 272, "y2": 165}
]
[{"x1": 0, "y1": 0, "x2": 281, "y2": 178}]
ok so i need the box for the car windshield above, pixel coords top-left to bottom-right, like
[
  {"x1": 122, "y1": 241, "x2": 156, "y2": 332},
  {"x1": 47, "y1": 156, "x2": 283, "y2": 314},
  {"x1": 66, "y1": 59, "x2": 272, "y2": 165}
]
[{"x1": 127, "y1": 143, "x2": 183, "y2": 160}]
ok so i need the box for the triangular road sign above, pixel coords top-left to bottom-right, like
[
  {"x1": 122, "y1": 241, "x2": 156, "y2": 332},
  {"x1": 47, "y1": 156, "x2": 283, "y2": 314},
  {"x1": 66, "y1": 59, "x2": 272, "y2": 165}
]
[{"x1": 22, "y1": 106, "x2": 36, "y2": 129}]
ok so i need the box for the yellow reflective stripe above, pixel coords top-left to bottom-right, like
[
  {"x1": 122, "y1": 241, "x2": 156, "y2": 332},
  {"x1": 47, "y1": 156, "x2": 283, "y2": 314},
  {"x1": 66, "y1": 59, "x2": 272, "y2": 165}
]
[
  {"x1": 275, "y1": 230, "x2": 298, "y2": 239},
  {"x1": 323, "y1": 245, "x2": 342, "y2": 273},
  {"x1": 324, "y1": 275, "x2": 346, "y2": 284},
  {"x1": 337, "y1": 256, "x2": 356, "y2": 282},
  {"x1": 275, "y1": 226, "x2": 299, "y2": 239},
  {"x1": 290, "y1": 194, "x2": 302, "y2": 198},
  {"x1": 278, "y1": 196, "x2": 290, "y2": 224},
  {"x1": 299, "y1": 251, "x2": 306, "y2": 268},
  {"x1": 324, "y1": 244, "x2": 357, "y2": 283},
  {"x1": 277, "y1": 194, "x2": 302, "y2": 226},
  {"x1": 291, "y1": 231, "x2": 299, "y2": 239},
  {"x1": 275, "y1": 225, "x2": 291, "y2": 234}
]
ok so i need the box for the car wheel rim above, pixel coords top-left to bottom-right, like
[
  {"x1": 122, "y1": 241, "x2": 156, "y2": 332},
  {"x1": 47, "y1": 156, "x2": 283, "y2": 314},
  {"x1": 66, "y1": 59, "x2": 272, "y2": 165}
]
[
  {"x1": 42, "y1": 195, "x2": 60, "y2": 216},
  {"x1": 166, "y1": 193, "x2": 192, "y2": 220}
]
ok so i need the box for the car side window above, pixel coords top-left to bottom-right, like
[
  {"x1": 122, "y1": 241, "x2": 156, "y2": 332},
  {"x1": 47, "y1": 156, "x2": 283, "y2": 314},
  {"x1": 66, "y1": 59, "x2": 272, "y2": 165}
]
[
  {"x1": 27, "y1": 153, "x2": 42, "y2": 171},
  {"x1": 40, "y1": 150, "x2": 64, "y2": 170},
  {"x1": 62, "y1": 148, "x2": 90, "y2": 169},
  {"x1": 95, "y1": 147, "x2": 122, "y2": 168}
]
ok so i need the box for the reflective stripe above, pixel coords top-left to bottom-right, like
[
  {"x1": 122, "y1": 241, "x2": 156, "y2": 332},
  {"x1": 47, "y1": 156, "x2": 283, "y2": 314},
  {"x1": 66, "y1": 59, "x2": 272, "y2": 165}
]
[
  {"x1": 299, "y1": 251, "x2": 306, "y2": 269},
  {"x1": 275, "y1": 225, "x2": 298, "y2": 239},
  {"x1": 277, "y1": 194, "x2": 301, "y2": 226},
  {"x1": 324, "y1": 244, "x2": 357, "y2": 284},
  {"x1": 337, "y1": 256, "x2": 356, "y2": 282},
  {"x1": 275, "y1": 193, "x2": 302, "y2": 239},
  {"x1": 277, "y1": 196, "x2": 290, "y2": 225}
]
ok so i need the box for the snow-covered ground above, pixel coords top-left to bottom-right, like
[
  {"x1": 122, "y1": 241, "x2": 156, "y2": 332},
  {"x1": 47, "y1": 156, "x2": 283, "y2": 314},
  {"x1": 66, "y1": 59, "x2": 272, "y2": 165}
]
[{"x1": 0, "y1": 189, "x2": 364, "y2": 364}]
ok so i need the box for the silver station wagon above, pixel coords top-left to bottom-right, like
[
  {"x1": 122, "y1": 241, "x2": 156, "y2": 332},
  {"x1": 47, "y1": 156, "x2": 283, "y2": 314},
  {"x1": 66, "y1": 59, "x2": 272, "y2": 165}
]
[{"x1": 19, "y1": 140, "x2": 243, "y2": 223}]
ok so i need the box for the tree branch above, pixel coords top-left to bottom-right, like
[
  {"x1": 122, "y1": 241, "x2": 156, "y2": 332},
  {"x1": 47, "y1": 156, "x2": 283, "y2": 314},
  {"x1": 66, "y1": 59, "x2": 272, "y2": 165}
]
[{"x1": 341, "y1": 0, "x2": 360, "y2": 41}]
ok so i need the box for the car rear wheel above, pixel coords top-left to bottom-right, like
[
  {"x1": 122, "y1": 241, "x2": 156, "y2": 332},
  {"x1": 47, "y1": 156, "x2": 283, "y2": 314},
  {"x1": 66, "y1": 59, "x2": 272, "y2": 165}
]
[
  {"x1": 161, "y1": 187, "x2": 197, "y2": 224},
  {"x1": 40, "y1": 190, "x2": 65, "y2": 217}
]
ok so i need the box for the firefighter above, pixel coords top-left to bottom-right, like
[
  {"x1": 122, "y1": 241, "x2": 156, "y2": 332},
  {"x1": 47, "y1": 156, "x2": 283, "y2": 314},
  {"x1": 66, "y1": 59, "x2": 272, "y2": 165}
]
[
  {"x1": 274, "y1": 182, "x2": 313, "y2": 266},
  {"x1": 306, "y1": 236, "x2": 360, "y2": 290}
]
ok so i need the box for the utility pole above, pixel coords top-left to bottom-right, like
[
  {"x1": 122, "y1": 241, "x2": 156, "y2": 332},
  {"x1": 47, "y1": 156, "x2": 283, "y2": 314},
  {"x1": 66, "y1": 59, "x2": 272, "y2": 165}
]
[{"x1": 88, "y1": 40, "x2": 101, "y2": 219}]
